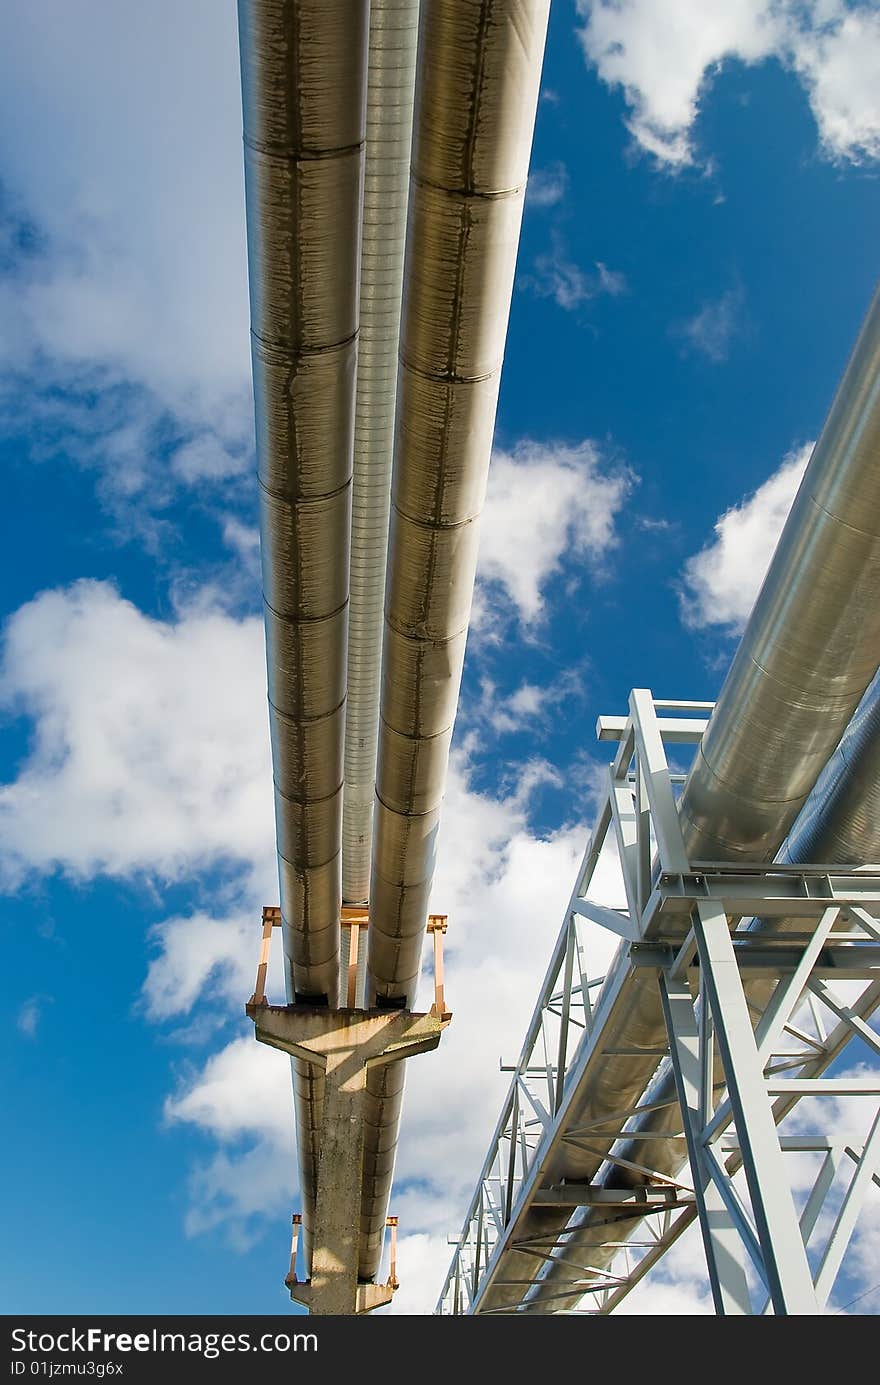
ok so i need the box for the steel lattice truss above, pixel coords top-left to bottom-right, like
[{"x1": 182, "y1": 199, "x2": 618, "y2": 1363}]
[{"x1": 437, "y1": 693, "x2": 880, "y2": 1314}]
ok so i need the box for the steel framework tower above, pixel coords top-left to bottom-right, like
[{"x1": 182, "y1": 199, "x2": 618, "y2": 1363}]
[{"x1": 437, "y1": 692, "x2": 880, "y2": 1313}]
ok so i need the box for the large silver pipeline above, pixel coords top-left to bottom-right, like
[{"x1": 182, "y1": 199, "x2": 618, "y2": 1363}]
[
  {"x1": 356, "y1": 0, "x2": 552, "y2": 1279},
  {"x1": 367, "y1": 0, "x2": 552, "y2": 1007},
  {"x1": 238, "y1": 0, "x2": 369, "y2": 1266},
  {"x1": 342, "y1": 0, "x2": 420, "y2": 912},
  {"x1": 476, "y1": 283, "x2": 880, "y2": 1313},
  {"x1": 680, "y1": 286, "x2": 880, "y2": 862}
]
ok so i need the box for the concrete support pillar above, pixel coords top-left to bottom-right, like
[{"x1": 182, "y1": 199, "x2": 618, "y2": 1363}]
[
  {"x1": 247, "y1": 1003, "x2": 445, "y2": 1314},
  {"x1": 309, "y1": 1048, "x2": 369, "y2": 1313}
]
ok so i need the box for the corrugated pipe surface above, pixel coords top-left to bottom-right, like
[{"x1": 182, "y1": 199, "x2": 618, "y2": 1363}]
[
  {"x1": 342, "y1": 0, "x2": 421, "y2": 913},
  {"x1": 238, "y1": 0, "x2": 369, "y2": 1266},
  {"x1": 367, "y1": 0, "x2": 552, "y2": 1006},
  {"x1": 680, "y1": 284, "x2": 880, "y2": 863},
  {"x1": 477, "y1": 283, "x2": 880, "y2": 1313},
  {"x1": 356, "y1": 0, "x2": 551, "y2": 1280}
]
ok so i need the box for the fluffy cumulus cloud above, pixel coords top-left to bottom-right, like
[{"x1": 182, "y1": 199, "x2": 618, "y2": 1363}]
[
  {"x1": 143, "y1": 912, "x2": 265, "y2": 1024},
  {"x1": 166, "y1": 1037, "x2": 292, "y2": 1149},
  {"x1": 476, "y1": 440, "x2": 633, "y2": 625},
  {"x1": 617, "y1": 1221, "x2": 714, "y2": 1315},
  {"x1": 576, "y1": 0, "x2": 880, "y2": 167},
  {"x1": 679, "y1": 442, "x2": 812, "y2": 632},
  {"x1": 0, "y1": 580, "x2": 274, "y2": 886},
  {"x1": 469, "y1": 672, "x2": 586, "y2": 737},
  {"x1": 0, "y1": 1, "x2": 253, "y2": 515},
  {"x1": 164, "y1": 1037, "x2": 297, "y2": 1241}
]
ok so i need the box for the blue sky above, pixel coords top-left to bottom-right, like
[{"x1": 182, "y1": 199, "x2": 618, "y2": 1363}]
[{"x1": 0, "y1": 0, "x2": 878, "y2": 1316}]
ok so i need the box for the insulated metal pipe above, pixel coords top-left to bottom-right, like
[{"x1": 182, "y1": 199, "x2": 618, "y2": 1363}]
[
  {"x1": 357, "y1": 0, "x2": 551, "y2": 1279},
  {"x1": 475, "y1": 284, "x2": 880, "y2": 1312},
  {"x1": 367, "y1": 0, "x2": 552, "y2": 1007},
  {"x1": 680, "y1": 286, "x2": 880, "y2": 862},
  {"x1": 238, "y1": 0, "x2": 369, "y2": 1267}
]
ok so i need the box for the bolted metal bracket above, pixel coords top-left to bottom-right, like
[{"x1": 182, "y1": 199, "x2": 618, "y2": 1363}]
[
  {"x1": 341, "y1": 905, "x2": 369, "y2": 1009},
  {"x1": 427, "y1": 914, "x2": 452, "y2": 1023},
  {"x1": 248, "y1": 906, "x2": 281, "y2": 1009},
  {"x1": 285, "y1": 1212, "x2": 401, "y2": 1312},
  {"x1": 248, "y1": 905, "x2": 453, "y2": 1023}
]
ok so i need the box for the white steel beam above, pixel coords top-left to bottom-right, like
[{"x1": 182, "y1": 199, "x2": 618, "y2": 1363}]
[
  {"x1": 660, "y1": 971, "x2": 752, "y2": 1313},
  {"x1": 692, "y1": 901, "x2": 820, "y2": 1314}
]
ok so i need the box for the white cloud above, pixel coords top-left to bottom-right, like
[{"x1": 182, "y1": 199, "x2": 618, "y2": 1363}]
[
  {"x1": 182, "y1": 1138, "x2": 297, "y2": 1246},
  {"x1": 679, "y1": 443, "x2": 812, "y2": 632},
  {"x1": 776, "y1": 1055, "x2": 880, "y2": 1308},
  {"x1": 382, "y1": 1233, "x2": 451, "y2": 1314},
  {"x1": 613, "y1": 1219, "x2": 713, "y2": 1315},
  {"x1": 171, "y1": 436, "x2": 251, "y2": 486},
  {"x1": 166, "y1": 1036, "x2": 292, "y2": 1147},
  {"x1": 164, "y1": 1037, "x2": 296, "y2": 1241},
  {"x1": 0, "y1": 580, "x2": 274, "y2": 886},
  {"x1": 527, "y1": 239, "x2": 627, "y2": 310},
  {"x1": 577, "y1": 1, "x2": 880, "y2": 167},
  {"x1": 220, "y1": 517, "x2": 262, "y2": 585},
  {"x1": 469, "y1": 672, "x2": 586, "y2": 737},
  {"x1": 0, "y1": 1, "x2": 253, "y2": 519},
  {"x1": 16, "y1": 993, "x2": 53, "y2": 1038},
  {"x1": 526, "y1": 162, "x2": 569, "y2": 208},
  {"x1": 674, "y1": 287, "x2": 745, "y2": 362},
  {"x1": 144, "y1": 912, "x2": 263, "y2": 1023},
  {"x1": 791, "y1": 6, "x2": 880, "y2": 162},
  {"x1": 477, "y1": 440, "x2": 633, "y2": 623},
  {"x1": 0, "y1": 1, "x2": 249, "y2": 411}
]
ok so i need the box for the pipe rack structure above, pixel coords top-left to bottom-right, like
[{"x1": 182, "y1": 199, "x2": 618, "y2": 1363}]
[
  {"x1": 239, "y1": 0, "x2": 550, "y2": 1309},
  {"x1": 343, "y1": 0, "x2": 420, "y2": 917}
]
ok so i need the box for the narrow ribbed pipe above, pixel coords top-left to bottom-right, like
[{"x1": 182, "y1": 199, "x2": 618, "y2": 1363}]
[{"x1": 343, "y1": 0, "x2": 420, "y2": 906}]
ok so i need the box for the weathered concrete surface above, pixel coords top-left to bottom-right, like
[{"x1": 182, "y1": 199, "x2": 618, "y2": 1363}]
[
  {"x1": 248, "y1": 1006, "x2": 444, "y2": 1313},
  {"x1": 288, "y1": 1280, "x2": 394, "y2": 1313}
]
